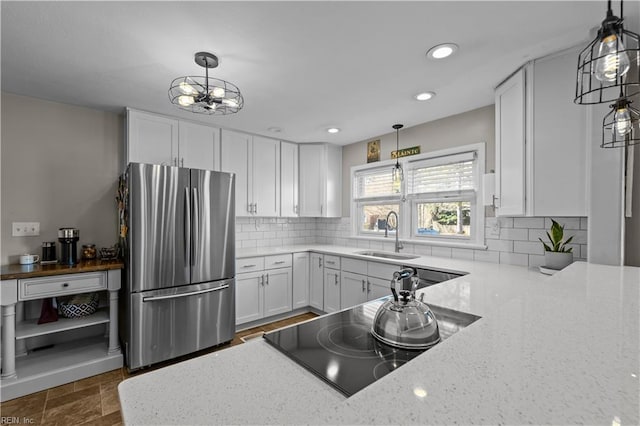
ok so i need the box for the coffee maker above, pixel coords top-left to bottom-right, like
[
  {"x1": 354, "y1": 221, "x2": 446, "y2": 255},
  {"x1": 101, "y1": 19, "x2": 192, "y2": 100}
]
[{"x1": 58, "y1": 228, "x2": 79, "y2": 265}]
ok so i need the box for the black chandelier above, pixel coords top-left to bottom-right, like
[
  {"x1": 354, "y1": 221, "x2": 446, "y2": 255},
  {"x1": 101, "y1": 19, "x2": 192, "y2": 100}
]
[
  {"x1": 574, "y1": 0, "x2": 640, "y2": 106},
  {"x1": 602, "y1": 97, "x2": 640, "y2": 148},
  {"x1": 169, "y1": 52, "x2": 244, "y2": 115}
]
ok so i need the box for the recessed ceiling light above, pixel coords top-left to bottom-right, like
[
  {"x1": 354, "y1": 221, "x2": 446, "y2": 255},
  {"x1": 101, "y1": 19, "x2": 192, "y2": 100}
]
[
  {"x1": 426, "y1": 43, "x2": 458, "y2": 59},
  {"x1": 327, "y1": 127, "x2": 340, "y2": 134},
  {"x1": 414, "y1": 92, "x2": 436, "y2": 101},
  {"x1": 268, "y1": 127, "x2": 282, "y2": 133}
]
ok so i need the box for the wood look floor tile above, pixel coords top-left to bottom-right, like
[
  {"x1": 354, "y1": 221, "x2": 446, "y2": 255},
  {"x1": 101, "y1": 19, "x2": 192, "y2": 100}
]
[
  {"x1": 42, "y1": 392, "x2": 102, "y2": 426},
  {"x1": 46, "y1": 382, "x2": 75, "y2": 399},
  {"x1": 99, "y1": 381, "x2": 121, "y2": 416},
  {"x1": 44, "y1": 385, "x2": 100, "y2": 412},
  {"x1": 74, "y1": 369, "x2": 122, "y2": 391},
  {"x1": 0, "y1": 390, "x2": 46, "y2": 421},
  {"x1": 80, "y1": 409, "x2": 122, "y2": 426}
]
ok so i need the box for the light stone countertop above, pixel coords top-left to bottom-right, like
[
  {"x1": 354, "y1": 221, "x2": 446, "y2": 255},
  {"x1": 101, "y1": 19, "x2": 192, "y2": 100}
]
[{"x1": 119, "y1": 245, "x2": 640, "y2": 425}]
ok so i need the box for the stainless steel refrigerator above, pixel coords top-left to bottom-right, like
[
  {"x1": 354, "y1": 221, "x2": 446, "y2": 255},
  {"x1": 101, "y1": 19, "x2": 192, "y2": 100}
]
[{"x1": 121, "y1": 162, "x2": 235, "y2": 370}]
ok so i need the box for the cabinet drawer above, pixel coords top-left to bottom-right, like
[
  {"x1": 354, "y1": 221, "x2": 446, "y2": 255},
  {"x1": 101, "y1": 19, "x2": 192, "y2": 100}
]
[
  {"x1": 264, "y1": 254, "x2": 292, "y2": 270},
  {"x1": 367, "y1": 262, "x2": 399, "y2": 280},
  {"x1": 341, "y1": 257, "x2": 367, "y2": 275},
  {"x1": 323, "y1": 255, "x2": 340, "y2": 270},
  {"x1": 19, "y1": 272, "x2": 106, "y2": 301},
  {"x1": 237, "y1": 257, "x2": 264, "y2": 273}
]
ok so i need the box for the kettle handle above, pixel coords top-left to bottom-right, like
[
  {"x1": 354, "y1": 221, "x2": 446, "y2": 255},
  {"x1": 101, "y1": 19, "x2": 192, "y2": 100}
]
[{"x1": 390, "y1": 268, "x2": 415, "y2": 302}]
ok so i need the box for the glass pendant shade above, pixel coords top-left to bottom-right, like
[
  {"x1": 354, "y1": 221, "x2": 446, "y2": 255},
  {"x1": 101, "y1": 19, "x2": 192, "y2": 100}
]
[
  {"x1": 169, "y1": 52, "x2": 244, "y2": 115},
  {"x1": 391, "y1": 124, "x2": 404, "y2": 192},
  {"x1": 575, "y1": 2, "x2": 640, "y2": 105},
  {"x1": 602, "y1": 98, "x2": 640, "y2": 148}
]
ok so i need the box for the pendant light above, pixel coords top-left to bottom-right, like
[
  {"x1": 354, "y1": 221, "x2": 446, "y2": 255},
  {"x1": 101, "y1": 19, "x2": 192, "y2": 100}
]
[
  {"x1": 168, "y1": 52, "x2": 244, "y2": 115},
  {"x1": 574, "y1": 0, "x2": 640, "y2": 105},
  {"x1": 391, "y1": 124, "x2": 404, "y2": 192},
  {"x1": 602, "y1": 97, "x2": 640, "y2": 148}
]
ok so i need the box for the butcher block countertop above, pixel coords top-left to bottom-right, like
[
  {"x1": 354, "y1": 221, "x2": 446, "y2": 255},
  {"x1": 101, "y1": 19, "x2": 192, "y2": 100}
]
[
  {"x1": 119, "y1": 245, "x2": 640, "y2": 425},
  {"x1": 0, "y1": 259, "x2": 124, "y2": 280}
]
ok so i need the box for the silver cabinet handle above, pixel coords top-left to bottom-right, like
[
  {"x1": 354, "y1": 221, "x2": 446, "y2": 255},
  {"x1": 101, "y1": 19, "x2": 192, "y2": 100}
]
[
  {"x1": 318, "y1": 257, "x2": 322, "y2": 268},
  {"x1": 362, "y1": 279, "x2": 365, "y2": 292},
  {"x1": 367, "y1": 280, "x2": 371, "y2": 293},
  {"x1": 255, "y1": 203, "x2": 258, "y2": 214},
  {"x1": 320, "y1": 205, "x2": 323, "y2": 216},
  {"x1": 326, "y1": 260, "x2": 335, "y2": 265},
  {"x1": 266, "y1": 273, "x2": 269, "y2": 285},
  {"x1": 334, "y1": 273, "x2": 338, "y2": 285},
  {"x1": 143, "y1": 284, "x2": 229, "y2": 302},
  {"x1": 242, "y1": 264, "x2": 257, "y2": 268},
  {"x1": 274, "y1": 261, "x2": 286, "y2": 265},
  {"x1": 247, "y1": 204, "x2": 252, "y2": 213},
  {"x1": 261, "y1": 274, "x2": 264, "y2": 286}
]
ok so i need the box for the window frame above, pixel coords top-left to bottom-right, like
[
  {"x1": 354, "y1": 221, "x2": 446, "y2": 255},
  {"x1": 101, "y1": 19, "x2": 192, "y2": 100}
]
[{"x1": 350, "y1": 143, "x2": 486, "y2": 248}]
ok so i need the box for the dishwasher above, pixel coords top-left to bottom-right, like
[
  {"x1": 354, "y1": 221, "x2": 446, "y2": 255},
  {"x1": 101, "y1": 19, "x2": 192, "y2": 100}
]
[{"x1": 400, "y1": 266, "x2": 466, "y2": 290}]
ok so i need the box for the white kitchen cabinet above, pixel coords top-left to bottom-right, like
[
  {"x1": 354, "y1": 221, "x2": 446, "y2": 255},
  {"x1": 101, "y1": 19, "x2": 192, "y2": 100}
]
[
  {"x1": 221, "y1": 130, "x2": 280, "y2": 217},
  {"x1": 340, "y1": 271, "x2": 368, "y2": 308},
  {"x1": 494, "y1": 46, "x2": 587, "y2": 217},
  {"x1": 280, "y1": 141, "x2": 299, "y2": 217},
  {"x1": 125, "y1": 108, "x2": 220, "y2": 171},
  {"x1": 292, "y1": 252, "x2": 309, "y2": 309},
  {"x1": 323, "y1": 269, "x2": 340, "y2": 313},
  {"x1": 299, "y1": 143, "x2": 342, "y2": 217},
  {"x1": 366, "y1": 276, "x2": 391, "y2": 300},
  {"x1": 178, "y1": 121, "x2": 220, "y2": 171},
  {"x1": 235, "y1": 254, "x2": 292, "y2": 325},
  {"x1": 309, "y1": 253, "x2": 324, "y2": 310}
]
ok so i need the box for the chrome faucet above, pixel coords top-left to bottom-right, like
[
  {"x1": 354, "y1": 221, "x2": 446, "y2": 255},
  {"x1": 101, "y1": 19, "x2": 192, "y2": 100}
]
[{"x1": 385, "y1": 210, "x2": 403, "y2": 253}]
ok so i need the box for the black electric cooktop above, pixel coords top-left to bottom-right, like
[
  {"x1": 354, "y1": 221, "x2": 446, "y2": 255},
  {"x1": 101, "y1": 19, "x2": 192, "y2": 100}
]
[{"x1": 263, "y1": 298, "x2": 481, "y2": 397}]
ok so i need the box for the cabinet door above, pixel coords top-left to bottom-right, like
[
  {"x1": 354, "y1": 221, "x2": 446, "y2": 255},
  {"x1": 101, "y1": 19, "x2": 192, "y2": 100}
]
[
  {"x1": 325, "y1": 144, "x2": 342, "y2": 218},
  {"x1": 235, "y1": 272, "x2": 263, "y2": 325},
  {"x1": 127, "y1": 109, "x2": 178, "y2": 166},
  {"x1": 323, "y1": 269, "x2": 340, "y2": 313},
  {"x1": 309, "y1": 253, "x2": 324, "y2": 310},
  {"x1": 495, "y1": 68, "x2": 526, "y2": 216},
  {"x1": 292, "y1": 252, "x2": 309, "y2": 309},
  {"x1": 264, "y1": 268, "x2": 292, "y2": 317},
  {"x1": 221, "y1": 129, "x2": 252, "y2": 217},
  {"x1": 531, "y1": 48, "x2": 587, "y2": 216},
  {"x1": 281, "y1": 141, "x2": 299, "y2": 217},
  {"x1": 299, "y1": 144, "x2": 324, "y2": 216},
  {"x1": 178, "y1": 121, "x2": 220, "y2": 171},
  {"x1": 252, "y1": 136, "x2": 280, "y2": 217},
  {"x1": 340, "y1": 271, "x2": 367, "y2": 309},
  {"x1": 367, "y1": 276, "x2": 392, "y2": 301}
]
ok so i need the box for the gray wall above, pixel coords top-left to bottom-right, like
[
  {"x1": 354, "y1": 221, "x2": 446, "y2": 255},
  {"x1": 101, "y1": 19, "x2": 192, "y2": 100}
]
[
  {"x1": 341, "y1": 105, "x2": 495, "y2": 217},
  {"x1": 1, "y1": 93, "x2": 123, "y2": 264}
]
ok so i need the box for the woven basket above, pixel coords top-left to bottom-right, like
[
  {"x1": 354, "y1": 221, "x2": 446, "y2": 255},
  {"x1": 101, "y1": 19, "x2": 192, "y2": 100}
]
[{"x1": 58, "y1": 292, "x2": 99, "y2": 318}]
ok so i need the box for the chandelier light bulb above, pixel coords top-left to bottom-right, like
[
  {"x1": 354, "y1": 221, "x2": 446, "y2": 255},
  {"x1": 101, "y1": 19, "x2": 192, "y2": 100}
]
[
  {"x1": 211, "y1": 86, "x2": 225, "y2": 98},
  {"x1": 179, "y1": 81, "x2": 196, "y2": 95},
  {"x1": 613, "y1": 106, "x2": 632, "y2": 136},
  {"x1": 594, "y1": 34, "x2": 631, "y2": 82},
  {"x1": 178, "y1": 95, "x2": 195, "y2": 107},
  {"x1": 222, "y1": 98, "x2": 238, "y2": 108}
]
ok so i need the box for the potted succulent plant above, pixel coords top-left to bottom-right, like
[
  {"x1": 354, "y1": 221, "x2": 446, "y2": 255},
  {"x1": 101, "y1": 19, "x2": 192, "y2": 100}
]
[{"x1": 539, "y1": 219, "x2": 574, "y2": 270}]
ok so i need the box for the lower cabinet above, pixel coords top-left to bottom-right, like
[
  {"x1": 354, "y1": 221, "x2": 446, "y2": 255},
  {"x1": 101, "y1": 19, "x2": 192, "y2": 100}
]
[
  {"x1": 235, "y1": 254, "x2": 292, "y2": 326},
  {"x1": 323, "y1": 268, "x2": 340, "y2": 313},
  {"x1": 309, "y1": 253, "x2": 324, "y2": 310},
  {"x1": 341, "y1": 271, "x2": 368, "y2": 308},
  {"x1": 292, "y1": 252, "x2": 309, "y2": 310}
]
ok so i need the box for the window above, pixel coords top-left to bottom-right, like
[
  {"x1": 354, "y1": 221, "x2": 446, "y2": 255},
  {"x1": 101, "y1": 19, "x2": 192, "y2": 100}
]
[{"x1": 351, "y1": 143, "x2": 485, "y2": 247}]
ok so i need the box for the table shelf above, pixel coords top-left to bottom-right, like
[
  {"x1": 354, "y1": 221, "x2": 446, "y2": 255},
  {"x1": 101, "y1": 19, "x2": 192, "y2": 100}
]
[{"x1": 16, "y1": 308, "x2": 109, "y2": 340}]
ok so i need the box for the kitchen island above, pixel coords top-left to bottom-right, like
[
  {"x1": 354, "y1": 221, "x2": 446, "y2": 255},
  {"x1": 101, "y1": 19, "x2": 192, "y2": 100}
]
[{"x1": 118, "y1": 247, "x2": 639, "y2": 425}]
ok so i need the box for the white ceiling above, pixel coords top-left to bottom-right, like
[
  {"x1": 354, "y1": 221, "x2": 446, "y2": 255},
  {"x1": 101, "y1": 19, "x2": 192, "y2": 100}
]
[{"x1": 1, "y1": 1, "x2": 632, "y2": 145}]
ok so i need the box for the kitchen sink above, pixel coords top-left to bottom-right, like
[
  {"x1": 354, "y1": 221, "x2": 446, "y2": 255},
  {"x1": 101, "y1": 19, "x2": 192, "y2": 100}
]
[{"x1": 355, "y1": 250, "x2": 420, "y2": 260}]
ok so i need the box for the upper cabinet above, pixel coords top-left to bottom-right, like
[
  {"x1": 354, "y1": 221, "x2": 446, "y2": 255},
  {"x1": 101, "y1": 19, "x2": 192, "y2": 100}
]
[
  {"x1": 125, "y1": 108, "x2": 219, "y2": 171},
  {"x1": 280, "y1": 141, "x2": 299, "y2": 217},
  {"x1": 494, "y1": 46, "x2": 587, "y2": 217},
  {"x1": 221, "y1": 130, "x2": 280, "y2": 217},
  {"x1": 299, "y1": 143, "x2": 342, "y2": 217}
]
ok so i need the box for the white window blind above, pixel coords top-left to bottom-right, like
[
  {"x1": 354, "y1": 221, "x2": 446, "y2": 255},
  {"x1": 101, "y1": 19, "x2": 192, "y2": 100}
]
[
  {"x1": 407, "y1": 151, "x2": 476, "y2": 196},
  {"x1": 353, "y1": 167, "x2": 399, "y2": 200}
]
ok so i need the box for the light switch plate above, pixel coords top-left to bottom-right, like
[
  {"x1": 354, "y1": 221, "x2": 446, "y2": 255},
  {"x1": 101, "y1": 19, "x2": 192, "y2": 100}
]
[{"x1": 12, "y1": 222, "x2": 40, "y2": 236}]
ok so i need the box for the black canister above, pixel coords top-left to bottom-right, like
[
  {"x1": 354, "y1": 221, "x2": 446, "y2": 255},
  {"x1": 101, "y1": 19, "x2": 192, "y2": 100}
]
[
  {"x1": 58, "y1": 228, "x2": 79, "y2": 265},
  {"x1": 42, "y1": 241, "x2": 57, "y2": 262}
]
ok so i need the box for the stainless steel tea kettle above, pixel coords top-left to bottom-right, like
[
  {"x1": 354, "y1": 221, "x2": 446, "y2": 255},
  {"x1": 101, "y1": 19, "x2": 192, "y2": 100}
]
[{"x1": 371, "y1": 268, "x2": 440, "y2": 350}]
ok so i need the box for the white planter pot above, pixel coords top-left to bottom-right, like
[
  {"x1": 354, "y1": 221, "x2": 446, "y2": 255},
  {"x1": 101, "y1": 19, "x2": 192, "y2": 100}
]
[{"x1": 544, "y1": 251, "x2": 573, "y2": 270}]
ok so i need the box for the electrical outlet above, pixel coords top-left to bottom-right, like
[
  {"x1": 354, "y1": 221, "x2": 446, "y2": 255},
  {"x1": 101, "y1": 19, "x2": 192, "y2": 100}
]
[{"x1": 12, "y1": 222, "x2": 40, "y2": 236}]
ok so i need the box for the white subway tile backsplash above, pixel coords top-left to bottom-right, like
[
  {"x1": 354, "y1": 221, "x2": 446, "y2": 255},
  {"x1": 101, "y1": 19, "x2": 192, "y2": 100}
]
[
  {"x1": 513, "y1": 217, "x2": 545, "y2": 229},
  {"x1": 513, "y1": 241, "x2": 544, "y2": 256},
  {"x1": 451, "y1": 248, "x2": 474, "y2": 260},
  {"x1": 474, "y1": 250, "x2": 499, "y2": 263},
  {"x1": 580, "y1": 217, "x2": 588, "y2": 230},
  {"x1": 545, "y1": 217, "x2": 581, "y2": 230},
  {"x1": 431, "y1": 247, "x2": 452, "y2": 258},
  {"x1": 486, "y1": 239, "x2": 513, "y2": 252},
  {"x1": 528, "y1": 254, "x2": 546, "y2": 268},
  {"x1": 499, "y1": 228, "x2": 529, "y2": 241},
  {"x1": 498, "y1": 217, "x2": 514, "y2": 228}
]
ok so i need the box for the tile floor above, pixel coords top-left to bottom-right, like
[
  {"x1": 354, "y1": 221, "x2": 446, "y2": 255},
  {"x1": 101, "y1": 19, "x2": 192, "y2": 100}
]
[{"x1": 0, "y1": 312, "x2": 317, "y2": 425}]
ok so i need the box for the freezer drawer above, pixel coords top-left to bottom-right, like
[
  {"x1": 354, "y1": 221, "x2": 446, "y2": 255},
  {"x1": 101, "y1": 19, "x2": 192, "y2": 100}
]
[{"x1": 126, "y1": 279, "x2": 235, "y2": 370}]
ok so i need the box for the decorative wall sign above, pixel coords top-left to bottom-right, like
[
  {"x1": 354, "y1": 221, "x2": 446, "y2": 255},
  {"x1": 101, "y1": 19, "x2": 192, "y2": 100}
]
[
  {"x1": 391, "y1": 146, "x2": 421, "y2": 159},
  {"x1": 367, "y1": 140, "x2": 380, "y2": 163}
]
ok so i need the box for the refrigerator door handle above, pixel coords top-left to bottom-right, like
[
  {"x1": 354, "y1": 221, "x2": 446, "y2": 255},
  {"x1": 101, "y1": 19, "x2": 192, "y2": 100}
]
[
  {"x1": 192, "y1": 187, "x2": 199, "y2": 266},
  {"x1": 184, "y1": 187, "x2": 191, "y2": 266},
  {"x1": 142, "y1": 284, "x2": 230, "y2": 302}
]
